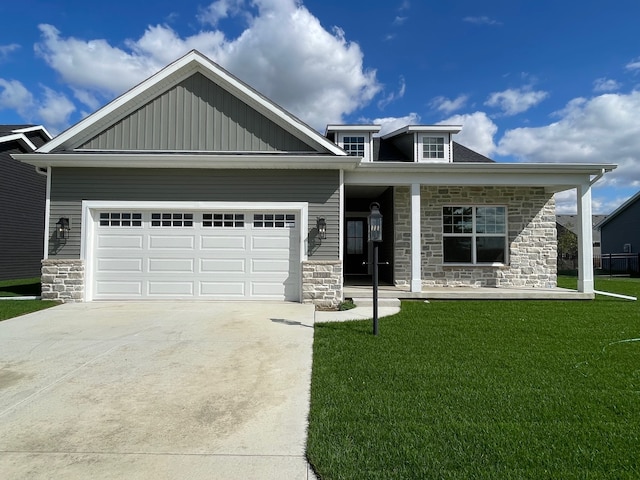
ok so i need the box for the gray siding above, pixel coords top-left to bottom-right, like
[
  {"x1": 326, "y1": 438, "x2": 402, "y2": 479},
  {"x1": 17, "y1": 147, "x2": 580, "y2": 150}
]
[
  {"x1": 80, "y1": 73, "x2": 314, "y2": 152},
  {"x1": 0, "y1": 143, "x2": 46, "y2": 280},
  {"x1": 49, "y1": 168, "x2": 339, "y2": 259},
  {"x1": 601, "y1": 200, "x2": 640, "y2": 254}
]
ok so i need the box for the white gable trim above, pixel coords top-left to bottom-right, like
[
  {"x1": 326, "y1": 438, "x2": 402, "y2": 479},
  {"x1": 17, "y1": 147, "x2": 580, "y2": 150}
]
[
  {"x1": 0, "y1": 133, "x2": 37, "y2": 151},
  {"x1": 11, "y1": 125, "x2": 53, "y2": 140},
  {"x1": 39, "y1": 51, "x2": 345, "y2": 156}
]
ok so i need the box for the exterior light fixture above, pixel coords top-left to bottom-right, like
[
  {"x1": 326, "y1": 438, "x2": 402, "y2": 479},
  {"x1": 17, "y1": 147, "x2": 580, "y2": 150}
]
[
  {"x1": 317, "y1": 217, "x2": 327, "y2": 239},
  {"x1": 56, "y1": 217, "x2": 70, "y2": 239},
  {"x1": 368, "y1": 202, "x2": 383, "y2": 242}
]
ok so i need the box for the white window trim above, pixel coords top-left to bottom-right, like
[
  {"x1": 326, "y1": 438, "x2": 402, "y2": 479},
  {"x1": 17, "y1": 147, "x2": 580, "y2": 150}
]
[
  {"x1": 416, "y1": 133, "x2": 451, "y2": 163},
  {"x1": 337, "y1": 132, "x2": 372, "y2": 162},
  {"x1": 441, "y1": 205, "x2": 508, "y2": 266},
  {"x1": 81, "y1": 200, "x2": 308, "y2": 301}
]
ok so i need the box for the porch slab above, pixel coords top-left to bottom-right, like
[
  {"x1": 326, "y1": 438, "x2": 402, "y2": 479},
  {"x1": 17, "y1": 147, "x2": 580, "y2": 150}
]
[{"x1": 344, "y1": 285, "x2": 594, "y2": 301}]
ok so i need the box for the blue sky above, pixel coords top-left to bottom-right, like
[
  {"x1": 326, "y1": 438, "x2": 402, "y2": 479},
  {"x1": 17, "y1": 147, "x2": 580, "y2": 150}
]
[{"x1": 2, "y1": 0, "x2": 640, "y2": 214}]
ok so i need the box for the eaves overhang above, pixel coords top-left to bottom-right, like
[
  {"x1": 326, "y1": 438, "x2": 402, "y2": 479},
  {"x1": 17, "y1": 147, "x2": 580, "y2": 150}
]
[
  {"x1": 344, "y1": 162, "x2": 617, "y2": 192},
  {"x1": 0, "y1": 133, "x2": 37, "y2": 151},
  {"x1": 13, "y1": 152, "x2": 362, "y2": 170}
]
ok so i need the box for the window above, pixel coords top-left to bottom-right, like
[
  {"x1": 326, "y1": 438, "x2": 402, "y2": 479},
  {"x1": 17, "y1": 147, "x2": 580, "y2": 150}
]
[
  {"x1": 422, "y1": 136, "x2": 445, "y2": 159},
  {"x1": 151, "y1": 213, "x2": 193, "y2": 227},
  {"x1": 343, "y1": 136, "x2": 365, "y2": 157},
  {"x1": 203, "y1": 213, "x2": 244, "y2": 228},
  {"x1": 346, "y1": 220, "x2": 364, "y2": 254},
  {"x1": 253, "y1": 213, "x2": 295, "y2": 228},
  {"x1": 442, "y1": 206, "x2": 507, "y2": 264},
  {"x1": 99, "y1": 212, "x2": 142, "y2": 227}
]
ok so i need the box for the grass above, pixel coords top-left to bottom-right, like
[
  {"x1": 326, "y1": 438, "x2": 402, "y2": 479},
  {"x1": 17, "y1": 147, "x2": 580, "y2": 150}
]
[
  {"x1": 308, "y1": 277, "x2": 640, "y2": 479},
  {"x1": 0, "y1": 277, "x2": 58, "y2": 320}
]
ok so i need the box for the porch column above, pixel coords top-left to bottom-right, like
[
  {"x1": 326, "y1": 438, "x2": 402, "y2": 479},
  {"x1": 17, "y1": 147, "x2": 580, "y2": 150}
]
[
  {"x1": 410, "y1": 183, "x2": 422, "y2": 292},
  {"x1": 577, "y1": 182, "x2": 594, "y2": 293}
]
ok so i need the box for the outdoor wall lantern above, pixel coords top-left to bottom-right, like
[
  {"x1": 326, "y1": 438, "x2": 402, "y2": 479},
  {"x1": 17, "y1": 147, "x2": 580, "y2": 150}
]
[
  {"x1": 317, "y1": 217, "x2": 327, "y2": 240},
  {"x1": 56, "y1": 217, "x2": 70, "y2": 239}
]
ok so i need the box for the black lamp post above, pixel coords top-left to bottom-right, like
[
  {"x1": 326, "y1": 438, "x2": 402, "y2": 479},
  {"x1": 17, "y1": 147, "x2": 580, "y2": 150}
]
[{"x1": 368, "y1": 202, "x2": 383, "y2": 335}]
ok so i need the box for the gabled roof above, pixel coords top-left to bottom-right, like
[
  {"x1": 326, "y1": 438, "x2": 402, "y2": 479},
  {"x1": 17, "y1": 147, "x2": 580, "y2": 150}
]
[
  {"x1": 0, "y1": 125, "x2": 51, "y2": 152},
  {"x1": 38, "y1": 50, "x2": 346, "y2": 157},
  {"x1": 452, "y1": 142, "x2": 494, "y2": 163},
  {"x1": 381, "y1": 124, "x2": 462, "y2": 139},
  {"x1": 597, "y1": 191, "x2": 640, "y2": 229}
]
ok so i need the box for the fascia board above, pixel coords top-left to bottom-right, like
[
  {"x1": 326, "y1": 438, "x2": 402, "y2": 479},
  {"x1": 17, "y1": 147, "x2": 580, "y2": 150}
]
[
  {"x1": 11, "y1": 125, "x2": 53, "y2": 140},
  {"x1": 344, "y1": 162, "x2": 617, "y2": 187},
  {"x1": 325, "y1": 124, "x2": 382, "y2": 134},
  {"x1": 382, "y1": 124, "x2": 463, "y2": 139},
  {"x1": 13, "y1": 153, "x2": 361, "y2": 170},
  {"x1": 1, "y1": 133, "x2": 37, "y2": 151}
]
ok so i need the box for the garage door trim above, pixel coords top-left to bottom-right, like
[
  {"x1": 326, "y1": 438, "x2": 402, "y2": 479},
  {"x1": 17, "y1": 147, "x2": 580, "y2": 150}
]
[{"x1": 81, "y1": 200, "x2": 309, "y2": 301}]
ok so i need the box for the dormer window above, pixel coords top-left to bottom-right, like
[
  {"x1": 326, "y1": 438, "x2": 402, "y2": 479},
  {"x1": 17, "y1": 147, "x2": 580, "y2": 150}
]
[
  {"x1": 422, "y1": 137, "x2": 445, "y2": 159},
  {"x1": 343, "y1": 136, "x2": 365, "y2": 157}
]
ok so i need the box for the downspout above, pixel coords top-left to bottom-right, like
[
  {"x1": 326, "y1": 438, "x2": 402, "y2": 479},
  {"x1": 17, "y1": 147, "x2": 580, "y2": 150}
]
[
  {"x1": 36, "y1": 166, "x2": 52, "y2": 260},
  {"x1": 589, "y1": 168, "x2": 606, "y2": 186}
]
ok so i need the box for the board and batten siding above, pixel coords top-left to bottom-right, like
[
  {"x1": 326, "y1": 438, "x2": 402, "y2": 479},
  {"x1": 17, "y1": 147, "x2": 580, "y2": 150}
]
[
  {"x1": 0, "y1": 143, "x2": 46, "y2": 280},
  {"x1": 80, "y1": 73, "x2": 314, "y2": 153},
  {"x1": 48, "y1": 168, "x2": 340, "y2": 260}
]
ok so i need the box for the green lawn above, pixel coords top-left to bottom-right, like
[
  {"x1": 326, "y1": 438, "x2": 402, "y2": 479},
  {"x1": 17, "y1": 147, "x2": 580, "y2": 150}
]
[
  {"x1": 308, "y1": 277, "x2": 640, "y2": 479},
  {"x1": 0, "y1": 277, "x2": 58, "y2": 320}
]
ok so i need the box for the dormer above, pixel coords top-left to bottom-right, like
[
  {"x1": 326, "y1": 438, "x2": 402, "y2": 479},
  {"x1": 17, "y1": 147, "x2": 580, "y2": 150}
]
[
  {"x1": 381, "y1": 125, "x2": 462, "y2": 163},
  {"x1": 325, "y1": 125, "x2": 381, "y2": 162}
]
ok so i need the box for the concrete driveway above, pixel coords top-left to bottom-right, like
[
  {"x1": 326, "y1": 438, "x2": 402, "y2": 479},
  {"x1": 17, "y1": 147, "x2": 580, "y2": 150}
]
[{"x1": 0, "y1": 301, "x2": 316, "y2": 479}]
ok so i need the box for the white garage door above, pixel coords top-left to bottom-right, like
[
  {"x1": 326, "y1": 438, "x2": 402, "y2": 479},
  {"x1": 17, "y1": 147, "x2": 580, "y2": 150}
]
[{"x1": 92, "y1": 210, "x2": 300, "y2": 301}]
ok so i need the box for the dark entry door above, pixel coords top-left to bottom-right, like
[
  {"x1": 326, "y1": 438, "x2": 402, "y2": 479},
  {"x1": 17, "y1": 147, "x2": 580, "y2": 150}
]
[{"x1": 345, "y1": 218, "x2": 368, "y2": 275}]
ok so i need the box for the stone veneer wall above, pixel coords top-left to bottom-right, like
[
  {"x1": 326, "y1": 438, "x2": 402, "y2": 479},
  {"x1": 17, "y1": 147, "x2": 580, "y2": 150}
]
[
  {"x1": 394, "y1": 186, "x2": 557, "y2": 288},
  {"x1": 41, "y1": 258, "x2": 85, "y2": 302},
  {"x1": 302, "y1": 260, "x2": 343, "y2": 308}
]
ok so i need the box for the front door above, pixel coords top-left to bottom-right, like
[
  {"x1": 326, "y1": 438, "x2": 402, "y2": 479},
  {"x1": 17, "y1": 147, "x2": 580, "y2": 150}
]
[{"x1": 345, "y1": 217, "x2": 368, "y2": 275}]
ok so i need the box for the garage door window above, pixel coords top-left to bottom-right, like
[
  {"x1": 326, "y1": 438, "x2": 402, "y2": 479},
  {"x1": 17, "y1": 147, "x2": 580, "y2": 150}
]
[
  {"x1": 151, "y1": 213, "x2": 194, "y2": 227},
  {"x1": 254, "y1": 213, "x2": 295, "y2": 228},
  {"x1": 99, "y1": 212, "x2": 142, "y2": 227},
  {"x1": 203, "y1": 213, "x2": 245, "y2": 228}
]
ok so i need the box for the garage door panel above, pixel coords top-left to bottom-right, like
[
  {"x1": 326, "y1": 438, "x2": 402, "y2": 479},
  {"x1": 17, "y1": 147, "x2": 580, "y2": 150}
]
[
  {"x1": 199, "y1": 281, "x2": 246, "y2": 296},
  {"x1": 200, "y1": 258, "x2": 245, "y2": 273},
  {"x1": 96, "y1": 258, "x2": 143, "y2": 272},
  {"x1": 201, "y1": 236, "x2": 246, "y2": 250},
  {"x1": 97, "y1": 235, "x2": 144, "y2": 249},
  {"x1": 96, "y1": 281, "x2": 142, "y2": 295},
  {"x1": 148, "y1": 281, "x2": 194, "y2": 296},
  {"x1": 93, "y1": 209, "x2": 301, "y2": 301},
  {"x1": 149, "y1": 235, "x2": 195, "y2": 249}
]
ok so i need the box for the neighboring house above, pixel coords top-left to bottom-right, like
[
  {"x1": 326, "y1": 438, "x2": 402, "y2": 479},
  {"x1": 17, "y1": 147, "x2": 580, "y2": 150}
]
[
  {"x1": 598, "y1": 191, "x2": 640, "y2": 255},
  {"x1": 556, "y1": 214, "x2": 607, "y2": 270},
  {"x1": 0, "y1": 125, "x2": 51, "y2": 281},
  {"x1": 14, "y1": 51, "x2": 616, "y2": 305}
]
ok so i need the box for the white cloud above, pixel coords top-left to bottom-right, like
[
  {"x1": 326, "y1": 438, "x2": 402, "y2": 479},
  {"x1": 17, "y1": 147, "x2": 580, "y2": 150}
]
[
  {"x1": 439, "y1": 111, "x2": 498, "y2": 157},
  {"x1": 485, "y1": 87, "x2": 548, "y2": 116},
  {"x1": 497, "y1": 91, "x2": 640, "y2": 192},
  {"x1": 593, "y1": 77, "x2": 620, "y2": 92},
  {"x1": 626, "y1": 57, "x2": 640, "y2": 72},
  {"x1": 0, "y1": 79, "x2": 35, "y2": 118},
  {"x1": 37, "y1": 87, "x2": 76, "y2": 134},
  {"x1": 0, "y1": 43, "x2": 20, "y2": 61},
  {"x1": 430, "y1": 94, "x2": 469, "y2": 114},
  {"x1": 377, "y1": 76, "x2": 406, "y2": 109},
  {"x1": 372, "y1": 113, "x2": 421, "y2": 136},
  {"x1": 463, "y1": 16, "x2": 501, "y2": 26},
  {"x1": 33, "y1": 0, "x2": 380, "y2": 131},
  {"x1": 393, "y1": 16, "x2": 407, "y2": 26},
  {"x1": 198, "y1": 0, "x2": 247, "y2": 26}
]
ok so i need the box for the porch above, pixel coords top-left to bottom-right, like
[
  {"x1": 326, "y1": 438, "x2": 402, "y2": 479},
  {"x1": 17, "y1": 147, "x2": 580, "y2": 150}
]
[{"x1": 344, "y1": 282, "x2": 594, "y2": 301}]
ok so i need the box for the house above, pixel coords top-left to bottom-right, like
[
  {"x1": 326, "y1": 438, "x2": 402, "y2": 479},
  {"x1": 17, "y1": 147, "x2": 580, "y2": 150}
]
[
  {"x1": 14, "y1": 51, "x2": 616, "y2": 306},
  {"x1": 597, "y1": 192, "x2": 640, "y2": 274},
  {"x1": 0, "y1": 125, "x2": 51, "y2": 281},
  {"x1": 556, "y1": 214, "x2": 607, "y2": 270}
]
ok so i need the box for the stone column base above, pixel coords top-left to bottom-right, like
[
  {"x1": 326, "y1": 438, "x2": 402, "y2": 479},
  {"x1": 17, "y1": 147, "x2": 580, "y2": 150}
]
[
  {"x1": 41, "y1": 259, "x2": 85, "y2": 302},
  {"x1": 302, "y1": 260, "x2": 343, "y2": 309}
]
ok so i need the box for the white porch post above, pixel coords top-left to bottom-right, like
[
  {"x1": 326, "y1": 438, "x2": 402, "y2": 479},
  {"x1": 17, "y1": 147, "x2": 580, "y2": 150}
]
[
  {"x1": 410, "y1": 183, "x2": 422, "y2": 292},
  {"x1": 577, "y1": 182, "x2": 594, "y2": 294}
]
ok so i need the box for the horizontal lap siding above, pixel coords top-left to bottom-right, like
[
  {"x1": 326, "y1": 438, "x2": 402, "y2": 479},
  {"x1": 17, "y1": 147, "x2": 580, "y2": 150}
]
[
  {"x1": 49, "y1": 168, "x2": 339, "y2": 260},
  {"x1": 0, "y1": 144, "x2": 45, "y2": 280},
  {"x1": 80, "y1": 73, "x2": 313, "y2": 152}
]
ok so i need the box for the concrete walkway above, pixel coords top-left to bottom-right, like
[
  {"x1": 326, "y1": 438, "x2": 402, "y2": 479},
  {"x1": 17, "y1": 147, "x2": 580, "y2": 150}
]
[{"x1": 0, "y1": 302, "x2": 316, "y2": 480}]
